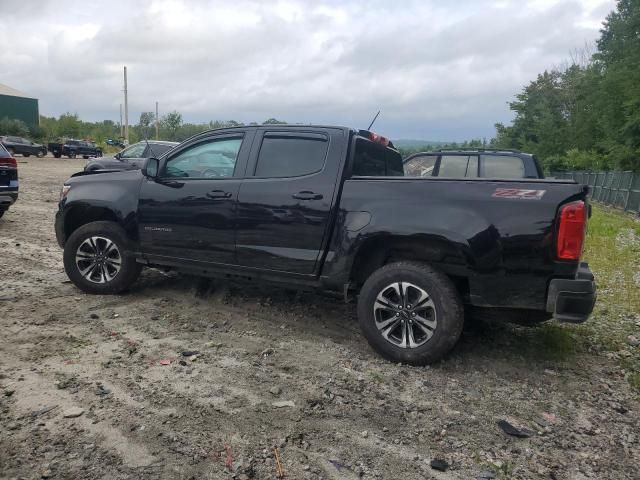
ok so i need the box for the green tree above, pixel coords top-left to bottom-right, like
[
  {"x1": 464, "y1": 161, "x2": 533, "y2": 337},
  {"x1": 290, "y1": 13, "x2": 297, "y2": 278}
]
[
  {"x1": 160, "y1": 111, "x2": 183, "y2": 140},
  {"x1": 0, "y1": 118, "x2": 30, "y2": 137}
]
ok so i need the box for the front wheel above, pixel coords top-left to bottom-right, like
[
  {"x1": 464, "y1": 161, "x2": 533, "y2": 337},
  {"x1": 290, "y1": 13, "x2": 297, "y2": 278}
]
[
  {"x1": 63, "y1": 221, "x2": 142, "y2": 294},
  {"x1": 357, "y1": 261, "x2": 464, "y2": 365},
  {"x1": 23, "y1": 153, "x2": 30, "y2": 157}
]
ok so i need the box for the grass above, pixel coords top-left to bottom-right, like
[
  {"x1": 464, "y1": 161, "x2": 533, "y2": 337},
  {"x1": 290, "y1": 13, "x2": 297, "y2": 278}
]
[{"x1": 577, "y1": 204, "x2": 640, "y2": 390}]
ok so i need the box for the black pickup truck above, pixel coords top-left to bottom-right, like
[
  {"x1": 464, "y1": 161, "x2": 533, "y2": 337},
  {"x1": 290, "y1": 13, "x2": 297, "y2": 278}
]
[
  {"x1": 55, "y1": 125, "x2": 596, "y2": 364},
  {"x1": 48, "y1": 139, "x2": 103, "y2": 159}
]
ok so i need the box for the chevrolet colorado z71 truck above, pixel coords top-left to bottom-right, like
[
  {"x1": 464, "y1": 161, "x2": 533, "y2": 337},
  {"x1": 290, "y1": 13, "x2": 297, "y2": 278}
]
[{"x1": 55, "y1": 126, "x2": 596, "y2": 364}]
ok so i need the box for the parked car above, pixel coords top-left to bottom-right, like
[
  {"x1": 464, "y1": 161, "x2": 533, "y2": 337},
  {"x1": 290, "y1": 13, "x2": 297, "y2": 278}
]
[
  {"x1": 55, "y1": 125, "x2": 595, "y2": 365},
  {"x1": 84, "y1": 141, "x2": 178, "y2": 172},
  {"x1": 48, "y1": 139, "x2": 103, "y2": 159},
  {"x1": 0, "y1": 136, "x2": 47, "y2": 157},
  {"x1": 0, "y1": 143, "x2": 18, "y2": 218},
  {"x1": 106, "y1": 139, "x2": 126, "y2": 148},
  {"x1": 403, "y1": 149, "x2": 544, "y2": 178}
]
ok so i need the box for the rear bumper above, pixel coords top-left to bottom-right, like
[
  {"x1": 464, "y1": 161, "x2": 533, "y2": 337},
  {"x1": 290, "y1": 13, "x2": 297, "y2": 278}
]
[
  {"x1": 0, "y1": 191, "x2": 18, "y2": 210},
  {"x1": 546, "y1": 262, "x2": 596, "y2": 323}
]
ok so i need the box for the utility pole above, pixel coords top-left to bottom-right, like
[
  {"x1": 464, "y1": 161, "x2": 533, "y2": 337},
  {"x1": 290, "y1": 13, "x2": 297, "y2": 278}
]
[
  {"x1": 123, "y1": 66, "x2": 129, "y2": 144},
  {"x1": 155, "y1": 101, "x2": 159, "y2": 140},
  {"x1": 119, "y1": 104, "x2": 123, "y2": 137}
]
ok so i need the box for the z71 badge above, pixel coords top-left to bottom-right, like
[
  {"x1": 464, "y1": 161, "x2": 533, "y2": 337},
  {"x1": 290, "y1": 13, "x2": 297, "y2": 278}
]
[{"x1": 492, "y1": 188, "x2": 546, "y2": 200}]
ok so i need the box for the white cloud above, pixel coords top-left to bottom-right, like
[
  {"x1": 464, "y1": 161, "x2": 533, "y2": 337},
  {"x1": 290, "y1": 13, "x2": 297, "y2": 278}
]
[{"x1": 0, "y1": 0, "x2": 617, "y2": 140}]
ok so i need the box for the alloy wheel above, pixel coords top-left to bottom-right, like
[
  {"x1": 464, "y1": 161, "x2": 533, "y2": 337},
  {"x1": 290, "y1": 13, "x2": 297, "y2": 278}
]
[
  {"x1": 75, "y1": 236, "x2": 122, "y2": 284},
  {"x1": 373, "y1": 281, "x2": 437, "y2": 348}
]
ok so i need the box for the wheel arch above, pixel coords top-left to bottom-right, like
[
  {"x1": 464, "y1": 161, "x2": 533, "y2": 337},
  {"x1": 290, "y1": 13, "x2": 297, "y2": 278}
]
[
  {"x1": 348, "y1": 234, "x2": 472, "y2": 301},
  {"x1": 63, "y1": 205, "x2": 121, "y2": 244}
]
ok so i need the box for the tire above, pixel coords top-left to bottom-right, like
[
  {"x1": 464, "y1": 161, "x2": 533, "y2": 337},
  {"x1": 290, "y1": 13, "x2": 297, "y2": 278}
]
[
  {"x1": 83, "y1": 155, "x2": 89, "y2": 159},
  {"x1": 23, "y1": 153, "x2": 30, "y2": 157},
  {"x1": 63, "y1": 221, "x2": 142, "y2": 294},
  {"x1": 357, "y1": 261, "x2": 464, "y2": 365},
  {"x1": 0, "y1": 210, "x2": 5, "y2": 219},
  {"x1": 54, "y1": 154, "x2": 61, "y2": 158}
]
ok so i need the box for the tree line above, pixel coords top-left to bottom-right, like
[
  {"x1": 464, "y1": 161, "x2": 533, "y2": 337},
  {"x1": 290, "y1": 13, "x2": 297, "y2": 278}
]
[
  {"x1": 493, "y1": 0, "x2": 640, "y2": 172},
  {"x1": 0, "y1": 113, "x2": 287, "y2": 152}
]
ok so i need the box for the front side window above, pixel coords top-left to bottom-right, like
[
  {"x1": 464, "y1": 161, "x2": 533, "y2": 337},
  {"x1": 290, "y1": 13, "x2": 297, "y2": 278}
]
[
  {"x1": 164, "y1": 137, "x2": 242, "y2": 178},
  {"x1": 480, "y1": 155, "x2": 525, "y2": 178},
  {"x1": 120, "y1": 143, "x2": 147, "y2": 158},
  {"x1": 404, "y1": 155, "x2": 437, "y2": 177},
  {"x1": 438, "y1": 155, "x2": 478, "y2": 177},
  {"x1": 255, "y1": 135, "x2": 328, "y2": 178}
]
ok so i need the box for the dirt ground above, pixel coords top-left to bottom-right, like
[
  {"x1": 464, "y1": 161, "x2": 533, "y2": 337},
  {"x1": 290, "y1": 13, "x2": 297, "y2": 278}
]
[{"x1": 1, "y1": 157, "x2": 638, "y2": 480}]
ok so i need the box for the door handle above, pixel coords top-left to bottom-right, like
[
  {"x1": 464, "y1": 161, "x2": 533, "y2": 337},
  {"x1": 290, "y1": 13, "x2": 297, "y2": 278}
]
[
  {"x1": 292, "y1": 191, "x2": 323, "y2": 200},
  {"x1": 207, "y1": 190, "x2": 232, "y2": 199}
]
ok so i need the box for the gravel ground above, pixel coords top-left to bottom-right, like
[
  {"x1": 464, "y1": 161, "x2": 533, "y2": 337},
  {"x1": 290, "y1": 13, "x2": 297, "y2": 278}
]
[{"x1": 0, "y1": 157, "x2": 638, "y2": 479}]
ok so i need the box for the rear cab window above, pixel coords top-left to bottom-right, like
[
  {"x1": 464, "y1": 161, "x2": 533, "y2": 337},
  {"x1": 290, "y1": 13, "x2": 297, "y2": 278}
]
[
  {"x1": 480, "y1": 155, "x2": 525, "y2": 178},
  {"x1": 352, "y1": 137, "x2": 403, "y2": 176},
  {"x1": 254, "y1": 133, "x2": 329, "y2": 178}
]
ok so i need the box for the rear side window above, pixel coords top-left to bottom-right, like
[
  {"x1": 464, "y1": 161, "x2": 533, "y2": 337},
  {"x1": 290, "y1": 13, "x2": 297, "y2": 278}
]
[
  {"x1": 438, "y1": 155, "x2": 478, "y2": 177},
  {"x1": 152, "y1": 144, "x2": 176, "y2": 156},
  {"x1": 404, "y1": 155, "x2": 437, "y2": 177},
  {"x1": 352, "y1": 138, "x2": 404, "y2": 176},
  {"x1": 480, "y1": 155, "x2": 525, "y2": 178},
  {"x1": 255, "y1": 134, "x2": 328, "y2": 178}
]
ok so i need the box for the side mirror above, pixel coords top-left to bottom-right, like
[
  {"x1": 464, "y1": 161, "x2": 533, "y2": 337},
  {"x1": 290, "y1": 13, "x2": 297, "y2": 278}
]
[{"x1": 142, "y1": 158, "x2": 159, "y2": 178}]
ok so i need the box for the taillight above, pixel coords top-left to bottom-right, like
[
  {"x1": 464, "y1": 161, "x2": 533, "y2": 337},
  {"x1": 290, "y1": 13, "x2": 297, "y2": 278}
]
[
  {"x1": 369, "y1": 132, "x2": 390, "y2": 147},
  {"x1": 0, "y1": 156, "x2": 17, "y2": 168},
  {"x1": 556, "y1": 200, "x2": 586, "y2": 260}
]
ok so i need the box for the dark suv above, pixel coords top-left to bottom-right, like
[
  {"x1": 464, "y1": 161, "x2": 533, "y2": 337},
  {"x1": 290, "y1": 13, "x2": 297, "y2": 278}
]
[
  {"x1": 403, "y1": 149, "x2": 544, "y2": 179},
  {"x1": 0, "y1": 143, "x2": 18, "y2": 218},
  {"x1": 84, "y1": 141, "x2": 178, "y2": 172},
  {"x1": 0, "y1": 136, "x2": 47, "y2": 157}
]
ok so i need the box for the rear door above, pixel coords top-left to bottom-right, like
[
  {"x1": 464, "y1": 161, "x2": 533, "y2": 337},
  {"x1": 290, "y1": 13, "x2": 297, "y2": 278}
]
[{"x1": 235, "y1": 128, "x2": 346, "y2": 275}]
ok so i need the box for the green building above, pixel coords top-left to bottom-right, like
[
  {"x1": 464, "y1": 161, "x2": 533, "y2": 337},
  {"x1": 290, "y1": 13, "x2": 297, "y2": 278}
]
[{"x1": 0, "y1": 83, "x2": 39, "y2": 128}]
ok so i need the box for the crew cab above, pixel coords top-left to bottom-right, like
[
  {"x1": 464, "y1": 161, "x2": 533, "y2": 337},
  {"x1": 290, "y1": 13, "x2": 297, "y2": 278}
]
[
  {"x1": 0, "y1": 136, "x2": 47, "y2": 158},
  {"x1": 48, "y1": 139, "x2": 102, "y2": 159},
  {"x1": 403, "y1": 149, "x2": 544, "y2": 178},
  {"x1": 84, "y1": 140, "x2": 178, "y2": 172},
  {"x1": 0, "y1": 143, "x2": 18, "y2": 218},
  {"x1": 55, "y1": 126, "x2": 596, "y2": 364}
]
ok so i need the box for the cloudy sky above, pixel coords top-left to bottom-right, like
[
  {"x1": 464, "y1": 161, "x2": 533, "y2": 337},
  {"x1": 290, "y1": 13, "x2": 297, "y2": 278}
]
[{"x1": 0, "y1": 0, "x2": 615, "y2": 140}]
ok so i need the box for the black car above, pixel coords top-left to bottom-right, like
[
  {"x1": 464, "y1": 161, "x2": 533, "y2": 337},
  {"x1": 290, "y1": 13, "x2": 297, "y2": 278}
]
[
  {"x1": 55, "y1": 125, "x2": 595, "y2": 365},
  {"x1": 403, "y1": 149, "x2": 544, "y2": 179},
  {"x1": 84, "y1": 141, "x2": 178, "y2": 172},
  {"x1": 0, "y1": 136, "x2": 47, "y2": 157},
  {"x1": 0, "y1": 143, "x2": 18, "y2": 218},
  {"x1": 48, "y1": 139, "x2": 103, "y2": 159}
]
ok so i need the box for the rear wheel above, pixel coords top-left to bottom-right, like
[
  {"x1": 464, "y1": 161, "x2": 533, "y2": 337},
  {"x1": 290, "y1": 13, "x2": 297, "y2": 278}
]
[
  {"x1": 63, "y1": 221, "x2": 142, "y2": 294},
  {"x1": 54, "y1": 153, "x2": 61, "y2": 158},
  {"x1": 83, "y1": 155, "x2": 89, "y2": 159},
  {"x1": 23, "y1": 153, "x2": 30, "y2": 157},
  {"x1": 357, "y1": 261, "x2": 464, "y2": 365}
]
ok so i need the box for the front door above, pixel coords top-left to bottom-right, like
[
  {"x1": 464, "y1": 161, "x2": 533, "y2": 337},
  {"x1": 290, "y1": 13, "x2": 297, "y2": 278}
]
[
  {"x1": 137, "y1": 131, "x2": 252, "y2": 265},
  {"x1": 235, "y1": 128, "x2": 345, "y2": 275}
]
